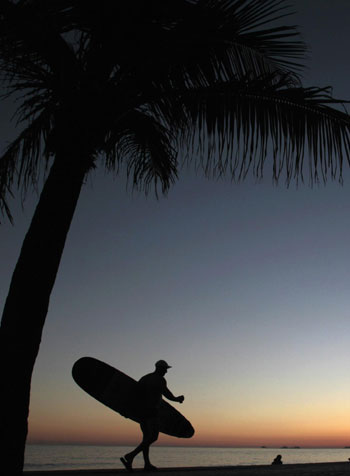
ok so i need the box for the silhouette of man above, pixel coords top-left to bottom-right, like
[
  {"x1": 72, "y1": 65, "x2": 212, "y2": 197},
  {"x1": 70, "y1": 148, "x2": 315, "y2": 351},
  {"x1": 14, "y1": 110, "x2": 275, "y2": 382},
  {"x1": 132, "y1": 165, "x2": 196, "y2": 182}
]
[{"x1": 120, "y1": 360, "x2": 184, "y2": 471}]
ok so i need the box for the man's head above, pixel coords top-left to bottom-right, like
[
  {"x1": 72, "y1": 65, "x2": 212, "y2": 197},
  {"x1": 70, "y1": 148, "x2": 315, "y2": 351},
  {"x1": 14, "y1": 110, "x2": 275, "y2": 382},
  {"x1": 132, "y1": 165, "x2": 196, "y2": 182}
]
[{"x1": 155, "y1": 360, "x2": 171, "y2": 375}]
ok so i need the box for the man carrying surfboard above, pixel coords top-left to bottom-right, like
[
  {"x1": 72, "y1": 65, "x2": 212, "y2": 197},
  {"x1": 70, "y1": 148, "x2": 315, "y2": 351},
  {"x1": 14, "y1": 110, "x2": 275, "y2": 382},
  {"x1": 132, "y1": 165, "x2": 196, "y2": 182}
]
[{"x1": 120, "y1": 360, "x2": 184, "y2": 471}]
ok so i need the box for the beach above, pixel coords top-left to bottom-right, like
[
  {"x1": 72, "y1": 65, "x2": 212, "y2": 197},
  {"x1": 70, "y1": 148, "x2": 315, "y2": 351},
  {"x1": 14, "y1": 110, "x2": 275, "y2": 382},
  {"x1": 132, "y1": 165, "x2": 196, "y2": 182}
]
[{"x1": 25, "y1": 462, "x2": 350, "y2": 476}]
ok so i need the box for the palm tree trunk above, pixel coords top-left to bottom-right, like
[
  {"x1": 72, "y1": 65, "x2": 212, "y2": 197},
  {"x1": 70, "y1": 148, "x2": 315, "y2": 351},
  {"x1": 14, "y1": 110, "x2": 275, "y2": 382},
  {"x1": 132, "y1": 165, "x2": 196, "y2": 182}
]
[{"x1": 0, "y1": 152, "x2": 88, "y2": 474}]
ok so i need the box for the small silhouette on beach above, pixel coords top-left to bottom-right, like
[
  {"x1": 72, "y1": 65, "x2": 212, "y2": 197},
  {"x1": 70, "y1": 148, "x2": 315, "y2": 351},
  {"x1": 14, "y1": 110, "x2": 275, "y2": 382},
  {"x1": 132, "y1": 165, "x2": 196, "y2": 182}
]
[{"x1": 272, "y1": 454, "x2": 283, "y2": 465}]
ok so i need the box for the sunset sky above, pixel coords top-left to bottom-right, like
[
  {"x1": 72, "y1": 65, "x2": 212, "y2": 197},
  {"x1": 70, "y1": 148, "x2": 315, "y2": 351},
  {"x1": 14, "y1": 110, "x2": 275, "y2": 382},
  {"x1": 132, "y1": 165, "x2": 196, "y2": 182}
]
[{"x1": 1, "y1": 1, "x2": 350, "y2": 449}]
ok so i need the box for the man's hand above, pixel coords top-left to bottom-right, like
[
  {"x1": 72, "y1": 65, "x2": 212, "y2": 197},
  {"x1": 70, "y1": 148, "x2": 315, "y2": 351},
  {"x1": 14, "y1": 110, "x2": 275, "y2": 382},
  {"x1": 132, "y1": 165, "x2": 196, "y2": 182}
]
[{"x1": 177, "y1": 395, "x2": 185, "y2": 403}]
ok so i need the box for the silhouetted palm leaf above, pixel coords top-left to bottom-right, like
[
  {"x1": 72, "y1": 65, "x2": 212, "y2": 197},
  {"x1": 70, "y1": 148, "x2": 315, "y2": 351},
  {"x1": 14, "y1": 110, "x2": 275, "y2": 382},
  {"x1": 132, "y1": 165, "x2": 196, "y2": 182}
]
[
  {"x1": 104, "y1": 109, "x2": 178, "y2": 195},
  {"x1": 173, "y1": 74, "x2": 350, "y2": 183},
  {"x1": 1, "y1": 0, "x2": 349, "y2": 224}
]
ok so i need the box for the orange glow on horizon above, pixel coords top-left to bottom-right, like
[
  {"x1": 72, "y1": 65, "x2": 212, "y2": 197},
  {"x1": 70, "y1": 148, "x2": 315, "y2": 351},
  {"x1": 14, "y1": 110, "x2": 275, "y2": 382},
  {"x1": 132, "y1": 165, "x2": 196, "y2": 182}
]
[
  {"x1": 27, "y1": 377, "x2": 350, "y2": 449},
  {"x1": 27, "y1": 414, "x2": 350, "y2": 449}
]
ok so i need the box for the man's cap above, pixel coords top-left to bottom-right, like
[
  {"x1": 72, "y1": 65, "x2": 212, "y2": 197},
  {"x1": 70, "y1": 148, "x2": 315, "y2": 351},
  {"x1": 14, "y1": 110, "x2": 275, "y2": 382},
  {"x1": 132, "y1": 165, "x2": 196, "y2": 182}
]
[{"x1": 155, "y1": 360, "x2": 172, "y2": 369}]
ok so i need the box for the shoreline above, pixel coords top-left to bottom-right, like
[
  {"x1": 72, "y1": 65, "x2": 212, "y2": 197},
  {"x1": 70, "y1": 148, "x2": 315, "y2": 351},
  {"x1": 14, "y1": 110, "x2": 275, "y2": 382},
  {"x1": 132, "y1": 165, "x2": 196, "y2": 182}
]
[{"x1": 24, "y1": 461, "x2": 350, "y2": 476}]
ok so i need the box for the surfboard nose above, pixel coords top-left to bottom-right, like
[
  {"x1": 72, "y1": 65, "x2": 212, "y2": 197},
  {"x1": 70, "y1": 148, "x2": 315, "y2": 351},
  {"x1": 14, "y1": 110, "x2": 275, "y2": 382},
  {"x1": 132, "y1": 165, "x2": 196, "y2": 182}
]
[{"x1": 183, "y1": 423, "x2": 195, "y2": 438}]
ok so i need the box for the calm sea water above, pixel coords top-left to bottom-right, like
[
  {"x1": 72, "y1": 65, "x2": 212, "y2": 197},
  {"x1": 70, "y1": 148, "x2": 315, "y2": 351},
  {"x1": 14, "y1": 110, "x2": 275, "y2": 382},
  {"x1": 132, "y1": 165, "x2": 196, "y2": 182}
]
[{"x1": 24, "y1": 445, "x2": 350, "y2": 472}]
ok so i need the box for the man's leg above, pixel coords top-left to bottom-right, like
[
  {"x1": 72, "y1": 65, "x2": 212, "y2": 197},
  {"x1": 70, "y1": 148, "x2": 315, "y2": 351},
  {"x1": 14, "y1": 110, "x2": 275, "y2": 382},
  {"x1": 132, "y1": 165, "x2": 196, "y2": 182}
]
[
  {"x1": 141, "y1": 419, "x2": 159, "y2": 470},
  {"x1": 121, "y1": 441, "x2": 142, "y2": 470},
  {"x1": 121, "y1": 430, "x2": 144, "y2": 471},
  {"x1": 121, "y1": 418, "x2": 159, "y2": 471}
]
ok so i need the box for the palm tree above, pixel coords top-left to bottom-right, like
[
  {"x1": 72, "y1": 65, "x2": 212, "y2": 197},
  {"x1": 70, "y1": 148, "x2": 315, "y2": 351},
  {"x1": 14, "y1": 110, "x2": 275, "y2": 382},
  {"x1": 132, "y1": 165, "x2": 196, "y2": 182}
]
[{"x1": 1, "y1": 0, "x2": 350, "y2": 472}]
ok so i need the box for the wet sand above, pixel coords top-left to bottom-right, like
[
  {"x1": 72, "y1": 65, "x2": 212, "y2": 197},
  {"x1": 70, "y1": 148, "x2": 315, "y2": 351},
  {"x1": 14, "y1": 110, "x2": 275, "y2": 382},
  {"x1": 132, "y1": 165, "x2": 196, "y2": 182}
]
[{"x1": 24, "y1": 461, "x2": 350, "y2": 476}]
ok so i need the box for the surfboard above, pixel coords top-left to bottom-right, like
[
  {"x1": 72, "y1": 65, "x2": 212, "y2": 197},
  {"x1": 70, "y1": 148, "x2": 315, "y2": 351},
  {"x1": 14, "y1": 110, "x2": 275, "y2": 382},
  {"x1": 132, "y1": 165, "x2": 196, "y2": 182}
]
[{"x1": 72, "y1": 357, "x2": 194, "y2": 439}]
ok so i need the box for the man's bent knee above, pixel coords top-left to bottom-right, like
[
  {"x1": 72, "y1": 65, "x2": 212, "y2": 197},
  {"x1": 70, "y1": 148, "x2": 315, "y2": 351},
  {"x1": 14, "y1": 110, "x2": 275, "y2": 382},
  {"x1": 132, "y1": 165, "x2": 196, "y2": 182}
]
[
  {"x1": 150, "y1": 431, "x2": 159, "y2": 444},
  {"x1": 142, "y1": 431, "x2": 158, "y2": 446}
]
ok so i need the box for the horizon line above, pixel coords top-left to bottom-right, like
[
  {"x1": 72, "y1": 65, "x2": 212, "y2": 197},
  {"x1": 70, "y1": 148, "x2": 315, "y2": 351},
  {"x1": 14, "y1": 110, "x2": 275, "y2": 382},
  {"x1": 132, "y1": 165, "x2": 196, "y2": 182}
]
[{"x1": 26, "y1": 442, "x2": 350, "y2": 449}]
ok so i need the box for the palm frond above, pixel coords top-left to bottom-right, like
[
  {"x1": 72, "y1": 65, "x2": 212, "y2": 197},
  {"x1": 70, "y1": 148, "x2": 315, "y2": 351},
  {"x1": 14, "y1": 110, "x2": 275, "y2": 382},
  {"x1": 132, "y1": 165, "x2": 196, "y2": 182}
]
[
  {"x1": 103, "y1": 110, "x2": 178, "y2": 195},
  {"x1": 189, "y1": 0, "x2": 306, "y2": 78},
  {"x1": 174, "y1": 74, "x2": 350, "y2": 184},
  {"x1": 0, "y1": 108, "x2": 52, "y2": 222},
  {"x1": 0, "y1": 0, "x2": 81, "y2": 82},
  {"x1": 63, "y1": 0, "x2": 306, "y2": 92}
]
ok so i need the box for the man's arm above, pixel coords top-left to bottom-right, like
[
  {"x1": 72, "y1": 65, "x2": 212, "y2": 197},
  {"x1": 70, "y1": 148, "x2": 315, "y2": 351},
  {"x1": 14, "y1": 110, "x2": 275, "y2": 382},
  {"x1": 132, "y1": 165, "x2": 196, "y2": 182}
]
[{"x1": 162, "y1": 386, "x2": 184, "y2": 403}]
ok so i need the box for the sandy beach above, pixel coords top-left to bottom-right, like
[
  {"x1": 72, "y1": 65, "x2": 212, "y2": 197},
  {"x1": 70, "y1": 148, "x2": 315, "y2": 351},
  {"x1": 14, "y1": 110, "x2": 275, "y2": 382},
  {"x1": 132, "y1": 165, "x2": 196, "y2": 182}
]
[{"x1": 24, "y1": 462, "x2": 350, "y2": 476}]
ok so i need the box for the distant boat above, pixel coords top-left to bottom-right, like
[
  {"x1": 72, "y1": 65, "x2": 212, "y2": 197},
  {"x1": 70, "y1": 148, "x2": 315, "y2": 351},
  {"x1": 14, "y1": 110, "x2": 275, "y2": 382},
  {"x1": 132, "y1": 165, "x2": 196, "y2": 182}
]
[{"x1": 279, "y1": 446, "x2": 301, "y2": 449}]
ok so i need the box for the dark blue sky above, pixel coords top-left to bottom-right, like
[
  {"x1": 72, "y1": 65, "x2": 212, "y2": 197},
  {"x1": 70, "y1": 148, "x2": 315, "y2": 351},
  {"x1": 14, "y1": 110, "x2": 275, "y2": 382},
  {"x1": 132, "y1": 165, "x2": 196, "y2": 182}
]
[{"x1": 1, "y1": 1, "x2": 350, "y2": 448}]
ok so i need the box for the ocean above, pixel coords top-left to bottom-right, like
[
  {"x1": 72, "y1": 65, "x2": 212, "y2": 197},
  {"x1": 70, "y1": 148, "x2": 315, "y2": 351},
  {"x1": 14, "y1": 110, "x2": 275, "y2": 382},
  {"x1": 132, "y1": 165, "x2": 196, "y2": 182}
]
[{"x1": 24, "y1": 445, "x2": 350, "y2": 472}]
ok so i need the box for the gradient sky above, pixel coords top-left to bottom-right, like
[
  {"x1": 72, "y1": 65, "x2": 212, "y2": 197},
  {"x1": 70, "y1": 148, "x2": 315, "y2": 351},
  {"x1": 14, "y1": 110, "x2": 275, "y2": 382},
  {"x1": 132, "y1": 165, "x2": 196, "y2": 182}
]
[{"x1": 1, "y1": 1, "x2": 350, "y2": 449}]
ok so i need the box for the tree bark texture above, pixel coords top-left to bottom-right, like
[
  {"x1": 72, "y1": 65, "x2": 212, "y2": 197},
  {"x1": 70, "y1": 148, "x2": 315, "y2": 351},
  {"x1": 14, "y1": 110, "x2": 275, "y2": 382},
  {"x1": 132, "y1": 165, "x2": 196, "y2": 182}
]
[{"x1": 0, "y1": 152, "x2": 88, "y2": 474}]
